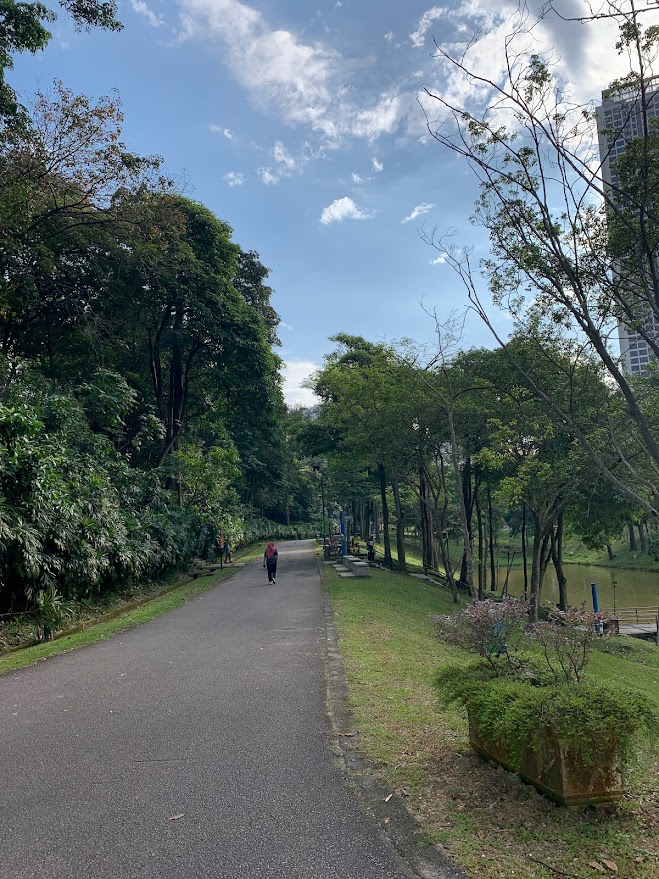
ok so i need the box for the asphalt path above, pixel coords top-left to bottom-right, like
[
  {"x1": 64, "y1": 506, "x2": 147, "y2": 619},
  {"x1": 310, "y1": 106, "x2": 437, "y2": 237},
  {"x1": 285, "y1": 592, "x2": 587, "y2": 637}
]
[{"x1": 0, "y1": 540, "x2": 416, "y2": 879}]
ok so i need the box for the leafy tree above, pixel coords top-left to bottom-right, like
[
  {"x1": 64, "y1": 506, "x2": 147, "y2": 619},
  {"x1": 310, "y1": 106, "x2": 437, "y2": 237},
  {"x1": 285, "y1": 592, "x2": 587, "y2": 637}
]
[{"x1": 423, "y1": 1, "x2": 659, "y2": 521}]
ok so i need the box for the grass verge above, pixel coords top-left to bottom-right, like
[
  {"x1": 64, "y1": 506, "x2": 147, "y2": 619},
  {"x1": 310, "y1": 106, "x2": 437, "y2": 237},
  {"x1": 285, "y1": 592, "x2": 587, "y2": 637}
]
[
  {"x1": 0, "y1": 544, "x2": 264, "y2": 677},
  {"x1": 321, "y1": 557, "x2": 659, "y2": 879}
]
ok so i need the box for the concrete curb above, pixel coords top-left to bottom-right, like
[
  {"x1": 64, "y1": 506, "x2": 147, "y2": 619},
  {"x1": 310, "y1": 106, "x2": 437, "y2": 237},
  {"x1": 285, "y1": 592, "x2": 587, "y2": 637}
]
[{"x1": 320, "y1": 567, "x2": 468, "y2": 879}]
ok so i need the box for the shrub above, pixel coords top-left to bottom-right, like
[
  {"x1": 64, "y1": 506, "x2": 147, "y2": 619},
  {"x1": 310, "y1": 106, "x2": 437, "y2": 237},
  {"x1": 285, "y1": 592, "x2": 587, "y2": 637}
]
[{"x1": 437, "y1": 662, "x2": 658, "y2": 770}]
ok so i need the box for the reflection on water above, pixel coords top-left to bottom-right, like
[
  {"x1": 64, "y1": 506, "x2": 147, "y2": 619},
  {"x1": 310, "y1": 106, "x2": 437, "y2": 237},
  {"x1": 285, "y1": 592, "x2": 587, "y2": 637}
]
[{"x1": 504, "y1": 564, "x2": 659, "y2": 611}]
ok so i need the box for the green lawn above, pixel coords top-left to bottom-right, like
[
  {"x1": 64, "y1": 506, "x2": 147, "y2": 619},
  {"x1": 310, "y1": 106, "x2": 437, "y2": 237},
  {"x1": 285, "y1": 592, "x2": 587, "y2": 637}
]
[{"x1": 321, "y1": 557, "x2": 659, "y2": 879}]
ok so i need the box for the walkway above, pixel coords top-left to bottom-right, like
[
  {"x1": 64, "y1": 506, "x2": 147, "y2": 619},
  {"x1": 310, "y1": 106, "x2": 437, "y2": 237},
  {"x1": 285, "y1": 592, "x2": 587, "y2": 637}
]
[{"x1": 0, "y1": 541, "x2": 415, "y2": 879}]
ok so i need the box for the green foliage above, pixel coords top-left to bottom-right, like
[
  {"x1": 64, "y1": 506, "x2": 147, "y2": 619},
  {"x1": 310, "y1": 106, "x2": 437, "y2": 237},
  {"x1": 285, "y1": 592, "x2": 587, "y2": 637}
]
[{"x1": 437, "y1": 663, "x2": 658, "y2": 771}]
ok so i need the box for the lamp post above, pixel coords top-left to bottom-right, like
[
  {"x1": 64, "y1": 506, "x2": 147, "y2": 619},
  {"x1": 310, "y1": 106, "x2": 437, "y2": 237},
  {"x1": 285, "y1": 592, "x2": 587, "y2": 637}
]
[{"x1": 311, "y1": 462, "x2": 327, "y2": 546}]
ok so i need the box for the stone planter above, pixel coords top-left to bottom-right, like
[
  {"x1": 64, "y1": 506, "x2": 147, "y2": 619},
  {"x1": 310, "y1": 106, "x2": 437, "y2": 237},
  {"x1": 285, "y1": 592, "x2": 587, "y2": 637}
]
[{"x1": 467, "y1": 710, "x2": 625, "y2": 806}]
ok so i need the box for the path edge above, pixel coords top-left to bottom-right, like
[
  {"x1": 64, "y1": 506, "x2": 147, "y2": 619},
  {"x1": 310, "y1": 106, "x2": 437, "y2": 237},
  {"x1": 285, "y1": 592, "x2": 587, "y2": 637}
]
[{"x1": 321, "y1": 579, "x2": 468, "y2": 879}]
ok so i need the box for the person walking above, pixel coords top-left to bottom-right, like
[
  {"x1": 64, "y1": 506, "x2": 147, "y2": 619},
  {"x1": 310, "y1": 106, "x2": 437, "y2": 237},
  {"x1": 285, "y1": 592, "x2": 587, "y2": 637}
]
[
  {"x1": 224, "y1": 539, "x2": 232, "y2": 563},
  {"x1": 263, "y1": 541, "x2": 278, "y2": 584},
  {"x1": 367, "y1": 535, "x2": 375, "y2": 563}
]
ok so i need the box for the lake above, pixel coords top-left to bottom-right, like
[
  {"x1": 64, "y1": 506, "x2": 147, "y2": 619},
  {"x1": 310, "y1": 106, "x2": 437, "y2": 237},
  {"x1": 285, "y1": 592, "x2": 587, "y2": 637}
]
[{"x1": 503, "y1": 563, "x2": 659, "y2": 611}]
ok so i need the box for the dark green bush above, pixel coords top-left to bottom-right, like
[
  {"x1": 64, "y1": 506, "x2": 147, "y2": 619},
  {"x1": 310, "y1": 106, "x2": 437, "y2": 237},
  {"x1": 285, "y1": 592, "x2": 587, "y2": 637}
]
[{"x1": 437, "y1": 661, "x2": 658, "y2": 770}]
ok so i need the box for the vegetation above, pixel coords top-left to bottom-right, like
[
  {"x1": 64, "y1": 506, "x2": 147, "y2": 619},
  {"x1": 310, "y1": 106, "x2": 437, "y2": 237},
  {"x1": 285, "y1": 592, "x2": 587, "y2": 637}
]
[
  {"x1": 321, "y1": 557, "x2": 659, "y2": 879},
  {"x1": 0, "y1": 25, "x2": 320, "y2": 624}
]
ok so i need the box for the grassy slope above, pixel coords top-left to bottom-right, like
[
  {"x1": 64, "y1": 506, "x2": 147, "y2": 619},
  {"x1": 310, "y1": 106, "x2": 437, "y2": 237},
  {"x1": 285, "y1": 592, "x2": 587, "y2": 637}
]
[
  {"x1": 322, "y1": 558, "x2": 659, "y2": 879},
  {"x1": 0, "y1": 545, "x2": 265, "y2": 676}
]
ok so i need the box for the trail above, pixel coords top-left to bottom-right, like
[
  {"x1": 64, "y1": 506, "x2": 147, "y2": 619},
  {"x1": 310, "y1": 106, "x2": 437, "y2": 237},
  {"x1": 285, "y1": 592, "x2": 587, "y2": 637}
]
[{"x1": 0, "y1": 540, "x2": 414, "y2": 879}]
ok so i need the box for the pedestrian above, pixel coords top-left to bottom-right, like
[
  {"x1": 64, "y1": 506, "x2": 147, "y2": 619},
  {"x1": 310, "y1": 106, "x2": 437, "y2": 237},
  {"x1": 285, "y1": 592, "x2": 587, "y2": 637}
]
[
  {"x1": 263, "y1": 541, "x2": 278, "y2": 584},
  {"x1": 367, "y1": 535, "x2": 375, "y2": 563},
  {"x1": 224, "y1": 538, "x2": 232, "y2": 563}
]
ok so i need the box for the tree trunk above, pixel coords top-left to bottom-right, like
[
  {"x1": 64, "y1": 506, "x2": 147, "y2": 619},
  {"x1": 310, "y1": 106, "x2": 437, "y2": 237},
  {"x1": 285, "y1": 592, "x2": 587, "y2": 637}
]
[
  {"x1": 607, "y1": 542, "x2": 615, "y2": 561},
  {"x1": 529, "y1": 519, "x2": 551, "y2": 624},
  {"x1": 475, "y1": 480, "x2": 485, "y2": 600},
  {"x1": 638, "y1": 521, "x2": 647, "y2": 553},
  {"x1": 628, "y1": 521, "x2": 637, "y2": 551},
  {"x1": 521, "y1": 503, "x2": 529, "y2": 597},
  {"x1": 437, "y1": 450, "x2": 460, "y2": 603},
  {"x1": 448, "y1": 408, "x2": 476, "y2": 597},
  {"x1": 391, "y1": 474, "x2": 407, "y2": 573},
  {"x1": 551, "y1": 511, "x2": 567, "y2": 611},
  {"x1": 487, "y1": 482, "x2": 497, "y2": 592},
  {"x1": 378, "y1": 463, "x2": 392, "y2": 566}
]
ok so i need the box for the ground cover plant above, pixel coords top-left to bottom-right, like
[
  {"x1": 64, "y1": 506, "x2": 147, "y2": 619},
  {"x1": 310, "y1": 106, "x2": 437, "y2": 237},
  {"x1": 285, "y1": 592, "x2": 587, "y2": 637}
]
[
  {"x1": 0, "y1": 543, "x2": 266, "y2": 675},
  {"x1": 321, "y1": 559, "x2": 659, "y2": 879}
]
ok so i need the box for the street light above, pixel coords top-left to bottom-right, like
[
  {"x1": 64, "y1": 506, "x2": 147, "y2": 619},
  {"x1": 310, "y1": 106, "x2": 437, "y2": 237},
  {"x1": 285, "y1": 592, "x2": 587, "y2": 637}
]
[{"x1": 310, "y1": 461, "x2": 327, "y2": 546}]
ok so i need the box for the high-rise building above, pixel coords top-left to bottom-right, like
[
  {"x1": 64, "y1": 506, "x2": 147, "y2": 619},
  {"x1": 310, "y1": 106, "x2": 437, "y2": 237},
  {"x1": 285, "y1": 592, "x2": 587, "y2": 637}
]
[{"x1": 597, "y1": 78, "x2": 659, "y2": 375}]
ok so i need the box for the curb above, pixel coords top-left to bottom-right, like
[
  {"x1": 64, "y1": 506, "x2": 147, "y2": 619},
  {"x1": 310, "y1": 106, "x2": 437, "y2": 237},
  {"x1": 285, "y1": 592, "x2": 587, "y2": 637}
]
[{"x1": 321, "y1": 573, "x2": 468, "y2": 879}]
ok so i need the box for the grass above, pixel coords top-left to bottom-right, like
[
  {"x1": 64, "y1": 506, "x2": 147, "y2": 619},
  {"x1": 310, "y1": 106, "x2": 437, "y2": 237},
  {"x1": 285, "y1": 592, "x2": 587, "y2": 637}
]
[
  {"x1": 321, "y1": 556, "x2": 659, "y2": 879},
  {"x1": 0, "y1": 544, "x2": 265, "y2": 677}
]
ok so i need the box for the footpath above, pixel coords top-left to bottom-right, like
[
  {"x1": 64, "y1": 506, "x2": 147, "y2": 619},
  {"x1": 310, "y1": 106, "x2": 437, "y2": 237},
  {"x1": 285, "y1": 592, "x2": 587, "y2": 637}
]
[{"x1": 0, "y1": 540, "x2": 418, "y2": 879}]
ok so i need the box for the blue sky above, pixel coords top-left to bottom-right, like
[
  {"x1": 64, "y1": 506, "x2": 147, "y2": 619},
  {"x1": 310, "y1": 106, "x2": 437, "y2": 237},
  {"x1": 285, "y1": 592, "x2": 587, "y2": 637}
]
[{"x1": 8, "y1": 1, "x2": 641, "y2": 403}]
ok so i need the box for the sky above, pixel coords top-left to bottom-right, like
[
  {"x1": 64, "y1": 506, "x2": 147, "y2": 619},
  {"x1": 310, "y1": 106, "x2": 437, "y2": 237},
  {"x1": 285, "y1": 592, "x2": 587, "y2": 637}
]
[{"x1": 7, "y1": 0, "x2": 649, "y2": 404}]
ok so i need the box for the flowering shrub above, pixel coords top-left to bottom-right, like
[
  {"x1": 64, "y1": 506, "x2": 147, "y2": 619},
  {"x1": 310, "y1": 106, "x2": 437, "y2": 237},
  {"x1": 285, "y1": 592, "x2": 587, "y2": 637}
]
[{"x1": 434, "y1": 597, "x2": 530, "y2": 676}]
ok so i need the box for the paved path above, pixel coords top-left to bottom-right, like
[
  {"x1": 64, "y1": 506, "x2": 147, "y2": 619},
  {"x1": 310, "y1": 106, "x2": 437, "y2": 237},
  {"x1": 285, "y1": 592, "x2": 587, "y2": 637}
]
[{"x1": 0, "y1": 540, "x2": 415, "y2": 879}]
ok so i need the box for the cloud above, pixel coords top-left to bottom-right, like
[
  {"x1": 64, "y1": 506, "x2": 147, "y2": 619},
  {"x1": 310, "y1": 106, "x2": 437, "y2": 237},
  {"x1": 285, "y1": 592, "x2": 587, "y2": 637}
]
[
  {"x1": 401, "y1": 202, "x2": 436, "y2": 224},
  {"x1": 131, "y1": 0, "x2": 164, "y2": 27},
  {"x1": 371, "y1": 156, "x2": 383, "y2": 172},
  {"x1": 273, "y1": 140, "x2": 297, "y2": 171},
  {"x1": 256, "y1": 140, "x2": 301, "y2": 184},
  {"x1": 223, "y1": 171, "x2": 244, "y2": 186},
  {"x1": 257, "y1": 167, "x2": 280, "y2": 185},
  {"x1": 280, "y1": 320, "x2": 293, "y2": 331},
  {"x1": 281, "y1": 359, "x2": 319, "y2": 407},
  {"x1": 430, "y1": 255, "x2": 446, "y2": 264},
  {"x1": 176, "y1": 0, "x2": 411, "y2": 144},
  {"x1": 211, "y1": 125, "x2": 235, "y2": 140},
  {"x1": 410, "y1": 6, "x2": 446, "y2": 48},
  {"x1": 320, "y1": 197, "x2": 372, "y2": 225},
  {"x1": 351, "y1": 172, "x2": 364, "y2": 184},
  {"x1": 384, "y1": 31, "x2": 394, "y2": 43}
]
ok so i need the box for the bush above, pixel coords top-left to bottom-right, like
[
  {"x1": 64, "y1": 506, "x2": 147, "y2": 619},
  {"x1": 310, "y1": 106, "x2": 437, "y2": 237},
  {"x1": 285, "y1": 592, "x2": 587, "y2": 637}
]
[{"x1": 437, "y1": 662, "x2": 658, "y2": 770}]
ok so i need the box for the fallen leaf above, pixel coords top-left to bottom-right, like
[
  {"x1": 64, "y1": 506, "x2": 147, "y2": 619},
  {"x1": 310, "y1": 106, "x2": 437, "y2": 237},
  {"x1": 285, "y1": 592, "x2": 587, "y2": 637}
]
[
  {"x1": 336, "y1": 732, "x2": 355, "y2": 737},
  {"x1": 477, "y1": 831, "x2": 485, "y2": 840},
  {"x1": 384, "y1": 793, "x2": 393, "y2": 803},
  {"x1": 169, "y1": 813, "x2": 184, "y2": 821},
  {"x1": 588, "y1": 862, "x2": 605, "y2": 872},
  {"x1": 601, "y1": 860, "x2": 618, "y2": 873},
  {"x1": 383, "y1": 817, "x2": 390, "y2": 824}
]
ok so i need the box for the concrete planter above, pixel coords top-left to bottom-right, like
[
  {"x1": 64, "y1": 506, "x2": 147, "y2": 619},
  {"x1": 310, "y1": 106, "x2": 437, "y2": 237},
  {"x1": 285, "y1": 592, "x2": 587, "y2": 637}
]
[{"x1": 467, "y1": 709, "x2": 625, "y2": 806}]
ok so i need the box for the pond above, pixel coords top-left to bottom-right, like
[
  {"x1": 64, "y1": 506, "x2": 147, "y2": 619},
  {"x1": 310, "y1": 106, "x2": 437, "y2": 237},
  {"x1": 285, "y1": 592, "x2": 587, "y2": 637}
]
[{"x1": 503, "y1": 563, "x2": 659, "y2": 612}]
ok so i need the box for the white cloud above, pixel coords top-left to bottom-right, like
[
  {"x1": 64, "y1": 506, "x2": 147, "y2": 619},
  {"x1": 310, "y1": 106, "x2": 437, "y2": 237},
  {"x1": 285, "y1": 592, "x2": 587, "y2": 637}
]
[
  {"x1": 176, "y1": 0, "x2": 411, "y2": 144},
  {"x1": 273, "y1": 140, "x2": 297, "y2": 170},
  {"x1": 410, "y1": 6, "x2": 446, "y2": 48},
  {"x1": 281, "y1": 359, "x2": 319, "y2": 407},
  {"x1": 257, "y1": 167, "x2": 280, "y2": 185},
  {"x1": 223, "y1": 171, "x2": 244, "y2": 186},
  {"x1": 384, "y1": 31, "x2": 394, "y2": 43},
  {"x1": 351, "y1": 172, "x2": 364, "y2": 184},
  {"x1": 280, "y1": 320, "x2": 293, "y2": 331},
  {"x1": 320, "y1": 196, "x2": 372, "y2": 225},
  {"x1": 351, "y1": 93, "x2": 405, "y2": 140},
  {"x1": 401, "y1": 202, "x2": 436, "y2": 224},
  {"x1": 256, "y1": 140, "x2": 301, "y2": 184},
  {"x1": 430, "y1": 255, "x2": 446, "y2": 264},
  {"x1": 371, "y1": 156, "x2": 383, "y2": 172},
  {"x1": 211, "y1": 125, "x2": 235, "y2": 140},
  {"x1": 131, "y1": 0, "x2": 164, "y2": 27}
]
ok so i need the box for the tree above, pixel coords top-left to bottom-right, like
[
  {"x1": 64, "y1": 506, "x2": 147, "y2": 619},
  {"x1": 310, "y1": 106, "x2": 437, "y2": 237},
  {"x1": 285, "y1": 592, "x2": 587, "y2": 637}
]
[
  {"x1": 0, "y1": 0, "x2": 121, "y2": 119},
  {"x1": 422, "y1": 0, "x2": 659, "y2": 521}
]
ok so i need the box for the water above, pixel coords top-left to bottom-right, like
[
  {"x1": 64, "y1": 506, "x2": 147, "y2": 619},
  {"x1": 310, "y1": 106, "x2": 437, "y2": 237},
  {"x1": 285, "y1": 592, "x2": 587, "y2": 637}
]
[{"x1": 503, "y1": 563, "x2": 659, "y2": 612}]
